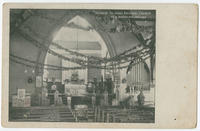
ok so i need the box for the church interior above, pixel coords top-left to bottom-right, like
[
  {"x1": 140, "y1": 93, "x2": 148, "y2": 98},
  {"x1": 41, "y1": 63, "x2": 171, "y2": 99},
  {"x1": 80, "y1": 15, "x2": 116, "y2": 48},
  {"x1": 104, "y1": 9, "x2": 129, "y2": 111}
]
[{"x1": 9, "y1": 9, "x2": 155, "y2": 123}]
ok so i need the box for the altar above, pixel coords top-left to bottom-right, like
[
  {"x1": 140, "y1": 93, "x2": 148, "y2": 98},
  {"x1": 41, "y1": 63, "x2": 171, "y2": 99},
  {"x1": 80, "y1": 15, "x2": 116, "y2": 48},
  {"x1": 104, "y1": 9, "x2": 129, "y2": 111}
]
[
  {"x1": 65, "y1": 84, "x2": 90, "y2": 108},
  {"x1": 65, "y1": 84, "x2": 87, "y2": 96}
]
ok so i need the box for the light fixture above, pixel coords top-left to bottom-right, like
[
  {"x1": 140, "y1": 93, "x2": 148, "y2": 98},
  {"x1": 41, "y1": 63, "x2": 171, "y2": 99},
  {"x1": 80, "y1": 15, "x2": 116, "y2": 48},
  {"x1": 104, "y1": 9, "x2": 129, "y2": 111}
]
[
  {"x1": 24, "y1": 69, "x2": 28, "y2": 73},
  {"x1": 24, "y1": 66, "x2": 28, "y2": 73},
  {"x1": 32, "y1": 69, "x2": 35, "y2": 74}
]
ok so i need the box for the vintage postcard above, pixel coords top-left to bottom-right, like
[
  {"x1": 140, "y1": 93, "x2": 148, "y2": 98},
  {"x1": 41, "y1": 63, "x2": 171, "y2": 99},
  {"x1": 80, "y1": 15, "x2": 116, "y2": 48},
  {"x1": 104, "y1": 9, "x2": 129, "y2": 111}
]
[{"x1": 1, "y1": 3, "x2": 198, "y2": 128}]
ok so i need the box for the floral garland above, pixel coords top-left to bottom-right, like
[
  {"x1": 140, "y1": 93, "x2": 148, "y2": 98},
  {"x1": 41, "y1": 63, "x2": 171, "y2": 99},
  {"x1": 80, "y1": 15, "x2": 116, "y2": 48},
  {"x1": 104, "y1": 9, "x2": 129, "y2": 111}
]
[
  {"x1": 17, "y1": 28, "x2": 153, "y2": 69},
  {"x1": 10, "y1": 46, "x2": 154, "y2": 71},
  {"x1": 22, "y1": 24, "x2": 145, "y2": 63},
  {"x1": 18, "y1": 26, "x2": 151, "y2": 67},
  {"x1": 21, "y1": 16, "x2": 155, "y2": 61},
  {"x1": 10, "y1": 54, "x2": 151, "y2": 71},
  {"x1": 10, "y1": 54, "x2": 86, "y2": 70},
  {"x1": 17, "y1": 20, "x2": 155, "y2": 70}
]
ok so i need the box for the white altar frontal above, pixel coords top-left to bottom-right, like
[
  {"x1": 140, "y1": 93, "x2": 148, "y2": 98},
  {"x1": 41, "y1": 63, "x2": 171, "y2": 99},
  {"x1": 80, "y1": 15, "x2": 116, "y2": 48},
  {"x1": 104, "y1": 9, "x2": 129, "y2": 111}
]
[{"x1": 65, "y1": 84, "x2": 87, "y2": 97}]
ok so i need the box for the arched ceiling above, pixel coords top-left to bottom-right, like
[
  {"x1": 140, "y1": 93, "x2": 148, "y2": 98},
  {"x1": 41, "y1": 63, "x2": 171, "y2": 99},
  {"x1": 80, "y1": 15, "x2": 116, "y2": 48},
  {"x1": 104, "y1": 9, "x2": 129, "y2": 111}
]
[
  {"x1": 10, "y1": 9, "x2": 155, "y2": 75},
  {"x1": 52, "y1": 15, "x2": 105, "y2": 52}
]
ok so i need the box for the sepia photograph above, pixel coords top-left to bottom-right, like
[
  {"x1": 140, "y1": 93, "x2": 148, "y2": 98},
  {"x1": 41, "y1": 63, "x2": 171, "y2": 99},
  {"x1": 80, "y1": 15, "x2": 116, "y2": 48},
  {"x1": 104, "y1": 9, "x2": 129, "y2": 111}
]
[
  {"x1": 8, "y1": 9, "x2": 155, "y2": 123},
  {"x1": 1, "y1": 3, "x2": 197, "y2": 128}
]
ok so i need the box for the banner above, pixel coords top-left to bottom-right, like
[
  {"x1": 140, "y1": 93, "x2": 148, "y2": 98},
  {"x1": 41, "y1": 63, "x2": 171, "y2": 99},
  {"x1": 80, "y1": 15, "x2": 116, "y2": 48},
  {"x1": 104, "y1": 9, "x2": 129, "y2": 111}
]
[{"x1": 36, "y1": 76, "x2": 42, "y2": 87}]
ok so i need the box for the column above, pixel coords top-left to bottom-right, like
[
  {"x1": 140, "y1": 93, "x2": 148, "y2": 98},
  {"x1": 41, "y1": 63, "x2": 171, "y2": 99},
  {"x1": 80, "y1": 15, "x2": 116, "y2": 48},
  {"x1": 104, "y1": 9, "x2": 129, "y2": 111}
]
[
  {"x1": 140, "y1": 60, "x2": 142, "y2": 89},
  {"x1": 136, "y1": 59, "x2": 138, "y2": 87},
  {"x1": 134, "y1": 63, "x2": 136, "y2": 86},
  {"x1": 67, "y1": 96, "x2": 71, "y2": 109},
  {"x1": 85, "y1": 57, "x2": 88, "y2": 84},
  {"x1": 131, "y1": 65, "x2": 133, "y2": 85},
  {"x1": 139, "y1": 60, "x2": 141, "y2": 87}
]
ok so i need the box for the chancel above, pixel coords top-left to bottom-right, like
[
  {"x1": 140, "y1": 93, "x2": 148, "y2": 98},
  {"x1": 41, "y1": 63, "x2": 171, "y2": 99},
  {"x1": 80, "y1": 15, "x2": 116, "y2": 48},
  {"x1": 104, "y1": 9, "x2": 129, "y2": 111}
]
[{"x1": 9, "y1": 9, "x2": 155, "y2": 123}]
